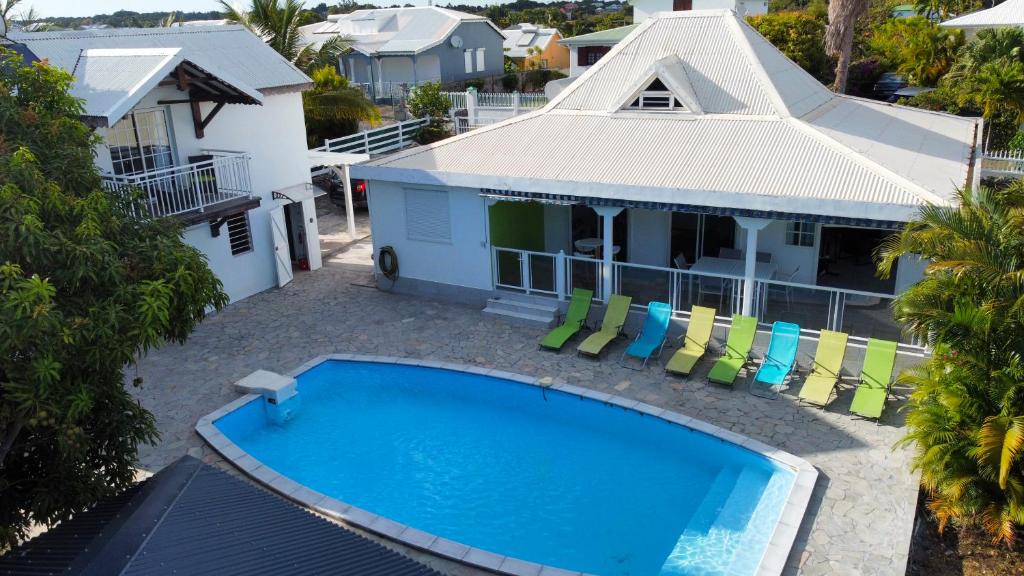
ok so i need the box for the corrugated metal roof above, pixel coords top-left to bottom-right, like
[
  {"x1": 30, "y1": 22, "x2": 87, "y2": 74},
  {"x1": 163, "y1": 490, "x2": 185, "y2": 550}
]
[
  {"x1": 300, "y1": 7, "x2": 501, "y2": 56},
  {"x1": 68, "y1": 48, "x2": 264, "y2": 126},
  {"x1": 355, "y1": 11, "x2": 979, "y2": 223},
  {"x1": 558, "y1": 24, "x2": 638, "y2": 46},
  {"x1": 941, "y1": 0, "x2": 1024, "y2": 28},
  {"x1": 502, "y1": 24, "x2": 558, "y2": 58},
  {"x1": 9, "y1": 26, "x2": 310, "y2": 93},
  {"x1": 0, "y1": 457, "x2": 441, "y2": 576}
]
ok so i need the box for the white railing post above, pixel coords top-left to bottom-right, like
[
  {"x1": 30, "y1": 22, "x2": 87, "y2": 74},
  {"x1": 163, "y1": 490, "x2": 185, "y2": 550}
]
[
  {"x1": 513, "y1": 91, "x2": 521, "y2": 116},
  {"x1": 555, "y1": 250, "x2": 566, "y2": 301},
  {"x1": 467, "y1": 86, "x2": 478, "y2": 127},
  {"x1": 520, "y1": 250, "x2": 529, "y2": 292},
  {"x1": 398, "y1": 122, "x2": 404, "y2": 145}
]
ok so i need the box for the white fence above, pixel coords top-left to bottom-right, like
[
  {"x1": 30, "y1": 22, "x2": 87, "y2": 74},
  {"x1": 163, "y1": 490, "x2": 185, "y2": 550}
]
[
  {"x1": 981, "y1": 149, "x2": 1024, "y2": 178},
  {"x1": 491, "y1": 246, "x2": 923, "y2": 351},
  {"x1": 102, "y1": 151, "x2": 252, "y2": 218},
  {"x1": 316, "y1": 118, "x2": 429, "y2": 155}
]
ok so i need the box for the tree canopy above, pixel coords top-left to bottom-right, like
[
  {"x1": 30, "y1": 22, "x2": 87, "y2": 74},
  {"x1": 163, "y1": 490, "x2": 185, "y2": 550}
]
[
  {"x1": 0, "y1": 50, "x2": 227, "y2": 547},
  {"x1": 303, "y1": 65, "x2": 380, "y2": 147}
]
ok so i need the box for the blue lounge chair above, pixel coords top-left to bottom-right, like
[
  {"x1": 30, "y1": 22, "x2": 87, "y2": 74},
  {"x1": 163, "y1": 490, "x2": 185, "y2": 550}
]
[
  {"x1": 619, "y1": 301, "x2": 672, "y2": 370},
  {"x1": 750, "y1": 321, "x2": 801, "y2": 398}
]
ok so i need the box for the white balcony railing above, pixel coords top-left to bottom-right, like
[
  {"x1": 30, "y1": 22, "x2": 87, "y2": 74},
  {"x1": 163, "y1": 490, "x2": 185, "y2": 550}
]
[{"x1": 102, "y1": 152, "x2": 252, "y2": 218}]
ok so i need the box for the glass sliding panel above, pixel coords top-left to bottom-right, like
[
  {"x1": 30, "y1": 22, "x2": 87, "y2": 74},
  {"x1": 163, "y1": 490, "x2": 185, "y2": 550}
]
[
  {"x1": 107, "y1": 108, "x2": 174, "y2": 176},
  {"x1": 757, "y1": 282, "x2": 830, "y2": 331},
  {"x1": 841, "y1": 295, "x2": 905, "y2": 343},
  {"x1": 528, "y1": 253, "x2": 556, "y2": 293},
  {"x1": 618, "y1": 265, "x2": 671, "y2": 308},
  {"x1": 496, "y1": 250, "x2": 524, "y2": 289},
  {"x1": 568, "y1": 258, "x2": 600, "y2": 298}
]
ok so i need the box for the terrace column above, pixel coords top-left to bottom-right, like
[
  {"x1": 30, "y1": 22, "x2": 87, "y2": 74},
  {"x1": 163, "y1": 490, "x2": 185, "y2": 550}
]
[
  {"x1": 594, "y1": 206, "x2": 623, "y2": 301},
  {"x1": 341, "y1": 164, "x2": 356, "y2": 240},
  {"x1": 734, "y1": 217, "x2": 771, "y2": 316}
]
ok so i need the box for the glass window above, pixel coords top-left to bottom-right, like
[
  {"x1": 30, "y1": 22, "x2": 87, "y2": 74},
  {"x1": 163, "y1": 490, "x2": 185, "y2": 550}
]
[
  {"x1": 786, "y1": 221, "x2": 816, "y2": 247},
  {"x1": 107, "y1": 108, "x2": 174, "y2": 176}
]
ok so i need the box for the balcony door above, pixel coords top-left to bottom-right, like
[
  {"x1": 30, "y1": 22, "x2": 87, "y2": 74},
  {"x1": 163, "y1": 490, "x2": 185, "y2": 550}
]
[{"x1": 107, "y1": 107, "x2": 176, "y2": 176}]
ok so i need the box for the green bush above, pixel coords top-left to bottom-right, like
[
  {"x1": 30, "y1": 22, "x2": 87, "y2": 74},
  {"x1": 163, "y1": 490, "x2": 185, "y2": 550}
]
[{"x1": 407, "y1": 81, "x2": 452, "y2": 144}]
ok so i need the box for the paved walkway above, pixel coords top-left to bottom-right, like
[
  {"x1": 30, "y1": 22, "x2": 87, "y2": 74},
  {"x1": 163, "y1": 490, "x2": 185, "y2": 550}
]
[{"x1": 132, "y1": 240, "x2": 920, "y2": 576}]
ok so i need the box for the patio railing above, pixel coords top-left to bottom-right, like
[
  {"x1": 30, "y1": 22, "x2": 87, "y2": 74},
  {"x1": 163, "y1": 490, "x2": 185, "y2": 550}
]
[
  {"x1": 316, "y1": 118, "x2": 430, "y2": 156},
  {"x1": 491, "y1": 246, "x2": 925, "y2": 352},
  {"x1": 101, "y1": 151, "x2": 252, "y2": 218}
]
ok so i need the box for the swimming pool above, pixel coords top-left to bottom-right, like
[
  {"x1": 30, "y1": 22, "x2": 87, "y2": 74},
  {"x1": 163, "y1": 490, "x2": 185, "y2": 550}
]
[{"x1": 200, "y1": 356, "x2": 816, "y2": 576}]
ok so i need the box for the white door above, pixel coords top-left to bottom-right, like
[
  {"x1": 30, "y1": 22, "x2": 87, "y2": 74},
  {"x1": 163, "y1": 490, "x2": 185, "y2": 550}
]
[{"x1": 270, "y1": 206, "x2": 294, "y2": 287}]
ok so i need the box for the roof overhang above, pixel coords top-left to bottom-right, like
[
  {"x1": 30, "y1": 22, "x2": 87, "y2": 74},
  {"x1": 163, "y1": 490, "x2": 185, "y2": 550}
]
[
  {"x1": 308, "y1": 151, "x2": 371, "y2": 167},
  {"x1": 350, "y1": 164, "x2": 923, "y2": 225},
  {"x1": 74, "y1": 48, "x2": 264, "y2": 127}
]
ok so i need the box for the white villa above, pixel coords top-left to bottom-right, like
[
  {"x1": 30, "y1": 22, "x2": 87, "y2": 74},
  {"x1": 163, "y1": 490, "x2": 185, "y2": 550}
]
[
  {"x1": 10, "y1": 26, "x2": 321, "y2": 302},
  {"x1": 940, "y1": 0, "x2": 1024, "y2": 36},
  {"x1": 354, "y1": 10, "x2": 981, "y2": 349}
]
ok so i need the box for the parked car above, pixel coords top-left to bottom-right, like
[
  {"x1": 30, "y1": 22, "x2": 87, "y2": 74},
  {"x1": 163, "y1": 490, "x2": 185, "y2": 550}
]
[
  {"x1": 327, "y1": 171, "x2": 368, "y2": 208},
  {"x1": 872, "y1": 72, "x2": 907, "y2": 101},
  {"x1": 888, "y1": 86, "x2": 935, "y2": 103}
]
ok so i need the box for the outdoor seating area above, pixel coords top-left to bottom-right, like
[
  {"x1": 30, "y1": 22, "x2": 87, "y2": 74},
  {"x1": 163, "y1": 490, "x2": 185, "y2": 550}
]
[{"x1": 539, "y1": 292, "x2": 900, "y2": 420}]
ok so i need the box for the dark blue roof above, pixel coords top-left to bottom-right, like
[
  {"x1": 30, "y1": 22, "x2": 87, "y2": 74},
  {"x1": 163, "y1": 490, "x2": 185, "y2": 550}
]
[{"x1": 0, "y1": 456, "x2": 442, "y2": 576}]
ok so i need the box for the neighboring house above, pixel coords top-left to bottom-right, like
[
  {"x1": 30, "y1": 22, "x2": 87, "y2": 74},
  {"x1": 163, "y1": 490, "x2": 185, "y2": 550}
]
[
  {"x1": 940, "y1": 0, "x2": 1024, "y2": 36},
  {"x1": 891, "y1": 4, "x2": 919, "y2": 18},
  {"x1": 299, "y1": 7, "x2": 504, "y2": 98},
  {"x1": 11, "y1": 26, "x2": 321, "y2": 302},
  {"x1": 0, "y1": 456, "x2": 442, "y2": 575},
  {"x1": 502, "y1": 23, "x2": 570, "y2": 71},
  {"x1": 560, "y1": 1, "x2": 768, "y2": 77},
  {"x1": 352, "y1": 10, "x2": 980, "y2": 347}
]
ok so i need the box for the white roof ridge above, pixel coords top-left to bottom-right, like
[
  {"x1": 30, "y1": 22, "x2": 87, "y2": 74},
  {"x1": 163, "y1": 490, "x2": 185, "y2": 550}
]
[
  {"x1": 723, "y1": 14, "x2": 791, "y2": 118},
  {"x1": 787, "y1": 116, "x2": 952, "y2": 206}
]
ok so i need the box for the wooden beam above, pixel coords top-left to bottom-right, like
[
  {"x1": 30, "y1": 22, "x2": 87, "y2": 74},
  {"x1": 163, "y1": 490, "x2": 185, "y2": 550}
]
[
  {"x1": 189, "y1": 98, "x2": 227, "y2": 139},
  {"x1": 175, "y1": 65, "x2": 190, "y2": 92},
  {"x1": 200, "y1": 101, "x2": 226, "y2": 132}
]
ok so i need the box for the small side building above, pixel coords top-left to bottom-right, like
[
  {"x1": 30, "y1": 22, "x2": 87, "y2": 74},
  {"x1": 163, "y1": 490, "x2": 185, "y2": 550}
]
[{"x1": 11, "y1": 26, "x2": 321, "y2": 302}]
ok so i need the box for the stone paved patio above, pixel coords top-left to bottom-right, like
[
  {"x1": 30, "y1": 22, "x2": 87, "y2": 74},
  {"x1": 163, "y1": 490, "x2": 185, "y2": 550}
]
[{"x1": 132, "y1": 239, "x2": 922, "y2": 576}]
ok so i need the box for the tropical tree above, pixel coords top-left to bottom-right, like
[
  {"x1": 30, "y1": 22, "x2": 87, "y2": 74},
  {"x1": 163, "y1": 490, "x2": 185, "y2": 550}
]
[
  {"x1": 747, "y1": 11, "x2": 834, "y2": 85},
  {"x1": 0, "y1": 0, "x2": 20, "y2": 32},
  {"x1": 407, "y1": 81, "x2": 452, "y2": 144},
  {"x1": 220, "y1": 0, "x2": 352, "y2": 74},
  {"x1": 303, "y1": 65, "x2": 380, "y2": 147},
  {"x1": 826, "y1": 0, "x2": 869, "y2": 93},
  {"x1": 869, "y1": 17, "x2": 964, "y2": 86},
  {"x1": 878, "y1": 184, "x2": 1024, "y2": 546},
  {"x1": 0, "y1": 51, "x2": 227, "y2": 547}
]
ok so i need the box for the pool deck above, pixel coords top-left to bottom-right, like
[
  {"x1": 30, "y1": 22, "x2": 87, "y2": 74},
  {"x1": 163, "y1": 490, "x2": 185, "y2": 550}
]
[{"x1": 132, "y1": 239, "x2": 921, "y2": 576}]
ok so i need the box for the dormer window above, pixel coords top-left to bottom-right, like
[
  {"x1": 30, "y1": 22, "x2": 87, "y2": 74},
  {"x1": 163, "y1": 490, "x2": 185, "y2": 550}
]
[{"x1": 627, "y1": 79, "x2": 684, "y2": 111}]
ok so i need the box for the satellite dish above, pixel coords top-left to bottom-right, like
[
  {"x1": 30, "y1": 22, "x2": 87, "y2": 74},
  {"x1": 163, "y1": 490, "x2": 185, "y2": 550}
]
[{"x1": 450, "y1": 35, "x2": 463, "y2": 48}]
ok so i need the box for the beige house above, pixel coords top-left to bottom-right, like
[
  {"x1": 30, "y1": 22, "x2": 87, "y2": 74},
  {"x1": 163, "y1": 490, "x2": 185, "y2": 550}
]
[{"x1": 502, "y1": 23, "x2": 569, "y2": 71}]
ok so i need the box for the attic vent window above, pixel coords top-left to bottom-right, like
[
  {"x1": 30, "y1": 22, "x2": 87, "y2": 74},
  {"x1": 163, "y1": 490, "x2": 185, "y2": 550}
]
[{"x1": 627, "y1": 79, "x2": 684, "y2": 111}]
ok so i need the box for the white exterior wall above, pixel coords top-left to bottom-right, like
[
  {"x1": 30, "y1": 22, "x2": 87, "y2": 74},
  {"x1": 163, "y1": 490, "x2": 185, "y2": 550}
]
[
  {"x1": 568, "y1": 46, "x2": 591, "y2": 77},
  {"x1": 746, "y1": 220, "x2": 820, "y2": 285},
  {"x1": 367, "y1": 181, "x2": 493, "y2": 290},
  {"x1": 95, "y1": 88, "x2": 314, "y2": 303},
  {"x1": 627, "y1": 209, "x2": 671, "y2": 266},
  {"x1": 632, "y1": 0, "x2": 767, "y2": 22}
]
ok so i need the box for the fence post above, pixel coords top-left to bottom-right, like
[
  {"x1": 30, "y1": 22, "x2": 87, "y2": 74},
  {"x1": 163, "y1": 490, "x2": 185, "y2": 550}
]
[
  {"x1": 398, "y1": 121, "x2": 404, "y2": 145},
  {"x1": 363, "y1": 131, "x2": 370, "y2": 153},
  {"x1": 513, "y1": 91, "x2": 521, "y2": 116},
  {"x1": 556, "y1": 250, "x2": 566, "y2": 301},
  {"x1": 466, "y1": 86, "x2": 478, "y2": 127},
  {"x1": 520, "y1": 251, "x2": 529, "y2": 292}
]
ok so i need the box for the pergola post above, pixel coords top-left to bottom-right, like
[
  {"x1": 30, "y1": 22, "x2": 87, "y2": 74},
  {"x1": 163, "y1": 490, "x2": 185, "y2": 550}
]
[
  {"x1": 341, "y1": 164, "x2": 356, "y2": 240},
  {"x1": 734, "y1": 216, "x2": 771, "y2": 316}
]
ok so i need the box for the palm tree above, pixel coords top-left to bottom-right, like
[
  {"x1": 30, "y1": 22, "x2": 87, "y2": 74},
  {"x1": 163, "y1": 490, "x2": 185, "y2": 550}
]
[
  {"x1": 825, "y1": 0, "x2": 868, "y2": 93},
  {"x1": 878, "y1": 184, "x2": 1024, "y2": 546},
  {"x1": 1, "y1": 0, "x2": 22, "y2": 35},
  {"x1": 303, "y1": 66, "x2": 380, "y2": 147},
  {"x1": 220, "y1": 0, "x2": 352, "y2": 74}
]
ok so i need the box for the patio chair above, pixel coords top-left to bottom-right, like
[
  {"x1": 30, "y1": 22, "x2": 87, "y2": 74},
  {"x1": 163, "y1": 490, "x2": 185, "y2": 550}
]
[
  {"x1": 707, "y1": 314, "x2": 758, "y2": 387},
  {"x1": 719, "y1": 247, "x2": 743, "y2": 260},
  {"x1": 577, "y1": 294, "x2": 633, "y2": 357},
  {"x1": 619, "y1": 301, "x2": 672, "y2": 370},
  {"x1": 665, "y1": 305, "x2": 716, "y2": 377},
  {"x1": 796, "y1": 330, "x2": 850, "y2": 407},
  {"x1": 697, "y1": 275, "x2": 726, "y2": 306},
  {"x1": 756, "y1": 251, "x2": 773, "y2": 263},
  {"x1": 749, "y1": 321, "x2": 801, "y2": 398},
  {"x1": 849, "y1": 338, "x2": 898, "y2": 420},
  {"x1": 539, "y1": 288, "x2": 593, "y2": 351},
  {"x1": 766, "y1": 266, "x2": 800, "y2": 310},
  {"x1": 673, "y1": 254, "x2": 690, "y2": 270}
]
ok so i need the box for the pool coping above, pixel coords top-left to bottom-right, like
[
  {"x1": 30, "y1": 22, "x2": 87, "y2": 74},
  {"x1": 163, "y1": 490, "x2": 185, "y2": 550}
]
[{"x1": 195, "y1": 354, "x2": 819, "y2": 576}]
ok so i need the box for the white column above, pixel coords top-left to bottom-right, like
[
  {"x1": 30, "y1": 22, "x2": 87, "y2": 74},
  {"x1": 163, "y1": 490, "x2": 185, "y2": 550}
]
[
  {"x1": 734, "y1": 216, "x2": 771, "y2": 316},
  {"x1": 555, "y1": 249, "x2": 567, "y2": 301},
  {"x1": 513, "y1": 91, "x2": 521, "y2": 116},
  {"x1": 341, "y1": 164, "x2": 356, "y2": 240},
  {"x1": 466, "y1": 86, "x2": 478, "y2": 126},
  {"x1": 594, "y1": 206, "x2": 623, "y2": 300}
]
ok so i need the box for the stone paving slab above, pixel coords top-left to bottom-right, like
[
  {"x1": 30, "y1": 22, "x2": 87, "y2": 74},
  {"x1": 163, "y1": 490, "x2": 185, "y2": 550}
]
[{"x1": 131, "y1": 244, "x2": 921, "y2": 576}]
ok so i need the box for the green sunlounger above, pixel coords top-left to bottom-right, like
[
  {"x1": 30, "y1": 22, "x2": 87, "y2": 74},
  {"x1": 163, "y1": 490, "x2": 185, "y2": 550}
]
[
  {"x1": 665, "y1": 306, "x2": 716, "y2": 376},
  {"x1": 576, "y1": 294, "x2": 632, "y2": 357},
  {"x1": 706, "y1": 315, "x2": 758, "y2": 386},
  {"x1": 797, "y1": 330, "x2": 849, "y2": 406},
  {"x1": 849, "y1": 338, "x2": 898, "y2": 419},
  {"x1": 540, "y1": 288, "x2": 593, "y2": 351}
]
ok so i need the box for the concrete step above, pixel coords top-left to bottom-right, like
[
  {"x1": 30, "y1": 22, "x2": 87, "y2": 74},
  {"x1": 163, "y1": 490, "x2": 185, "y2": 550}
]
[
  {"x1": 484, "y1": 296, "x2": 559, "y2": 316},
  {"x1": 481, "y1": 306, "x2": 557, "y2": 327}
]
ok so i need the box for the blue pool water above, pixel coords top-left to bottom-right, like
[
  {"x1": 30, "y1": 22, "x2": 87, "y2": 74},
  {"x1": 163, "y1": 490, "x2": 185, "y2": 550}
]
[{"x1": 216, "y1": 361, "x2": 796, "y2": 576}]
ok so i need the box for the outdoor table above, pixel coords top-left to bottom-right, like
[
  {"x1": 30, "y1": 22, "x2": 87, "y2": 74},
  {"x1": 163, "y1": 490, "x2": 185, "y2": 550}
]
[{"x1": 686, "y1": 257, "x2": 778, "y2": 308}]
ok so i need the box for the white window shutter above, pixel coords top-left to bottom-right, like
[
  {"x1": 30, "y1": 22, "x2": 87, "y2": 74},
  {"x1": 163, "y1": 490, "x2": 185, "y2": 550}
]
[
  {"x1": 476, "y1": 48, "x2": 485, "y2": 72},
  {"x1": 464, "y1": 50, "x2": 473, "y2": 74},
  {"x1": 405, "y1": 189, "x2": 452, "y2": 243}
]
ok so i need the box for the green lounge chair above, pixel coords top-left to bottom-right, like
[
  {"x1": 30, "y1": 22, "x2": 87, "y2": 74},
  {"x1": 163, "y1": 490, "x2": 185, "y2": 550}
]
[
  {"x1": 664, "y1": 306, "x2": 716, "y2": 376},
  {"x1": 849, "y1": 338, "x2": 898, "y2": 420},
  {"x1": 706, "y1": 315, "x2": 758, "y2": 386},
  {"x1": 797, "y1": 330, "x2": 849, "y2": 407},
  {"x1": 539, "y1": 288, "x2": 593, "y2": 351},
  {"x1": 577, "y1": 294, "x2": 632, "y2": 357}
]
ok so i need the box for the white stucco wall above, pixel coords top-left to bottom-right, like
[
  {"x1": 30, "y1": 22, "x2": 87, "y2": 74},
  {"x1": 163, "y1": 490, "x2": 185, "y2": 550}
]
[
  {"x1": 95, "y1": 88, "x2": 314, "y2": 303},
  {"x1": 744, "y1": 220, "x2": 820, "y2": 285},
  {"x1": 568, "y1": 47, "x2": 592, "y2": 78},
  {"x1": 627, "y1": 209, "x2": 672, "y2": 267},
  {"x1": 367, "y1": 181, "x2": 493, "y2": 290},
  {"x1": 632, "y1": 0, "x2": 767, "y2": 22}
]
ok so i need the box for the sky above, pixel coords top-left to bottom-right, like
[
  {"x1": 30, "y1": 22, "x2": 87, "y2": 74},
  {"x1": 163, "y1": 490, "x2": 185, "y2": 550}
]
[{"x1": 33, "y1": 0, "x2": 496, "y2": 19}]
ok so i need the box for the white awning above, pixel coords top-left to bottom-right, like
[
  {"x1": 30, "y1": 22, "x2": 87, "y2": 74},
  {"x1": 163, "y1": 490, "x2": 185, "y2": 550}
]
[
  {"x1": 273, "y1": 182, "x2": 321, "y2": 204},
  {"x1": 308, "y1": 151, "x2": 370, "y2": 168}
]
